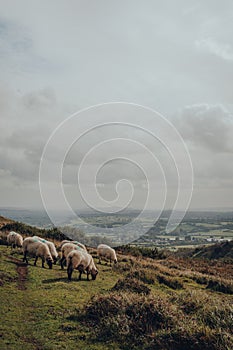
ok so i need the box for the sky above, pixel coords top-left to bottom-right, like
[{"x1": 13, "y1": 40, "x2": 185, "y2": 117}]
[{"x1": 0, "y1": 0, "x2": 233, "y2": 213}]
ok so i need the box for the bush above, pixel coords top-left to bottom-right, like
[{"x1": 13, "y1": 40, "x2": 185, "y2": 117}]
[
  {"x1": 79, "y1": 290, "x2": 233, "y2": 349},
  {"x1": 80, "y1": 292, "x2": 178, "y2": 345},
  {"x1": 117, "y1": 245, "x2": 166, "y2": 259},
  {"x1": 157, "y1": 274, "x2": 184, "y2": 290},
  {"x1": 192, "y1": 274, "x2": 209, "y2": 285},
  {"x1": 171, "y1": 290, "x2": 233, "y2": 332},
  {"x1": 127, "y1": 268, "x2": 155, "y2": 284},
  {"x1": 111, "y1": 277, "x2": 150, "y2": 295},
  {"x1": 146, "y1": 327, "x2": 233, "y2": 350},
  {"x1": 0, "y1": 222, "x2": 68, "y2": 241},
  {"x1": 206, "y1": 279, "x2": 233, "y2": 294}
]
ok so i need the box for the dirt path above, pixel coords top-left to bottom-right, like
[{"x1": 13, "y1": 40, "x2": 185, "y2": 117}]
[{"x1": 7, "y1": 255, "x2": 28, "y2": 290}]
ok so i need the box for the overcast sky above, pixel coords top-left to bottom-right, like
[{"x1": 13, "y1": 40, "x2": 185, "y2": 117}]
[{"x1": 0, "y1": 0, "x2": 233, "y2": 212}]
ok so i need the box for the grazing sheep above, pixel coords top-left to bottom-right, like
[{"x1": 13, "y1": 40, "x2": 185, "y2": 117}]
[
  {"x1": 60, "y1": 242, "x2": 86, "y2": 269},
  {"x1": 58, "y1": 240, "x2": 87, "y2": 252},
  {"x1": 67, "y1": 250, "x2": 98, "y2": 281},
  {"x1": 7, "y1": 231, "x2": 23, "y2": 249},
  {"x1": 22, "y1": 237, "x2": 53, "y2": 269},
  {"x1": 97, "y1": 244, "x2": 117, "y2": 266},
  {"x1": 32, "y1": 236, "x2": 58, "y2": 264}
]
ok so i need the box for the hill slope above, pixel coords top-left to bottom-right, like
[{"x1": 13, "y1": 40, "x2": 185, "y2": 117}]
[
  {"x1": 0, "y1": 216, "x2": 233, "y2": 349},
  {"x1": 0, "y1": 215, "x2": 14, "y2": 229},
  {"x1": 0, "y1": 248, "x2": 233, "y2": 348},
  {"x1": 175, "y1": 240, "x2": 233, "y2": 260}
]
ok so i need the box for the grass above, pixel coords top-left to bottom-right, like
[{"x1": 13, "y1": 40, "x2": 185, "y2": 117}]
[
  {"x1": 0, "y1": 243, "x2": 233, "y2": 349},
  {"x1": 0, "y1": 246, "x2": 121, "y2": 350}
]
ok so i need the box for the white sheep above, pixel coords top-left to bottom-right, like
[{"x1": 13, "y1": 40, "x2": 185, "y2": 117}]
[
  {"x1": 58, "y1": 240, "x2": 87, "y2": 252},
  {"x1": 67, "y1": 249, "x2": 98, "y2": 281},
  {"x1": 22, "y1": 237, "x2": 53, "y2": 269},
  {"x1": 60, "y1": 242, "x2": 86, "y2": 269},
  {"x1": 97, "y1": 244, "x2": 117, "y2": 266},
  {"x1": 7, "y1": 231, "x2": 23, "y2": 249},
  {"x1": 32, "y1": 236, "x2": 58, "y2": 264}
]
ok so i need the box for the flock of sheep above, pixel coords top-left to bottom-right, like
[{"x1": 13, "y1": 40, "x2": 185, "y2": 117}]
[{"x1": 6, "y1": 231, "x2": 118, "y2": 281}]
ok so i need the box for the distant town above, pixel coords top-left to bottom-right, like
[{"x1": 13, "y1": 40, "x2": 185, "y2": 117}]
[{"x1": 1, "y1": 208, "x2": 233, "y2": 249}]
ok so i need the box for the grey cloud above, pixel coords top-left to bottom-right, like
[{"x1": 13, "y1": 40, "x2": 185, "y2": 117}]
[
  {"x1": 174, "y1": 104, "x2": 233, "y2": 153},
  {"x1": 0, "y1": 0, "x2": 233, "y2": 210},
  {"x1": 172, "y1": 103, "x2": 233, "y2": 194},
  {"x1": 195, "y1": 38, "x2": 233, "y2": 61},
  {"x1": 0, "y1": 87, "x2": 67, "y2": 182}
]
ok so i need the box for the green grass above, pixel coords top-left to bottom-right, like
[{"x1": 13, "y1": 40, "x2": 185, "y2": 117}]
[
  {"x1": 0, "y1": 246, "x2": 121, "y2": 350},
  {"x1": 0, "y1": 245, "x2": 233, "y2": 349}
]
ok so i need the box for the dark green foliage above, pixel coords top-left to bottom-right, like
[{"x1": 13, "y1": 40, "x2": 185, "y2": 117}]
[
  {"x1": 146, "y1": 328, "x2": 233, "y2": 350},
  {"x1": 206, "y1": 279, "x2": 233, "y2": 294},
  {"x1": 176, "y1": 241, "x2": 233, "y2": 260},
  {"x1": 157, "y1": 274, "x2": 184, "y2": 289},
  {"x1": 117, "y1": 245, "x2": 166, "y2": 259},
  {"x1": 112, "y1": 276, "x2": 150, "y2": 295},
  {"x1": 0, "y1": 222, "x2": 68, "y2": 241},
  {"x1": 128, "y1": 268, "x2": 156, "y2": 284},
  {"x1": 78, "y1": 288, "x2": 233, "y2": 349},
  {"x1": 81, "y1": 292, "x2": 177, "y2": 345},
  {"x1": 192, "y1": 274, "x2": 209, "y2": 285}
]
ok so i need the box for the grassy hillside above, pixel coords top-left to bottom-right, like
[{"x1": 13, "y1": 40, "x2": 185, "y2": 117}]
[
  {"x1": 0, "y1": 245, "x2": 233, "y2": 349},
  {"x1": 0, "y1": 220, "x2": 68, "y2": 242},
  {"x1": 175, "y1": 240, "x2": 233, "y2": 261},
  {"x1": 0, "y1": 217, "x2": 233, "y2": 349},
  {"x1": 0, "y1": 216, "x2": 14, "y2": 228}
]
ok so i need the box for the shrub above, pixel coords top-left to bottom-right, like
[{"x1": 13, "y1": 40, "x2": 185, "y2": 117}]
[
  {"x1": 146, "y1": 327, "x2": 233, "y2": 350},
  {"x1": 192, "y1": 274, "x2": 209, "y2": 285},
  {"x1": 171, "y1": 290, "x2": 233, "y2": 332},
  {"x1": 127, "y1": 268, "x2": 155, "y2": 284},
  {"x1": 206, "y1": 279, "x2": 233, "y2": 294},
  {"x1": 80, "y1": 292, "x2": 178, "y2": 345},
  {"x1": 157, "y1": 274, "x2": 184, "y2": 290},
  {"x1": 111, "y1": 277, "x2": 150, "y2": 295},
  {"x1": 117, "y1": 245, "x2": 166, "y2": 259},
  {"x1": 0, "y1": 222, "x2": 68, "y2": 241}
]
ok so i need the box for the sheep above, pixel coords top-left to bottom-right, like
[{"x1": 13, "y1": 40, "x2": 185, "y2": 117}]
[
  {"x1": 67, "y1": 249, "x2": 98, "y2": 281},
  {"x1": 97, "y1": 244, "x2": 117, "y2": 266},
  {"x1": 7, "y1": 231, "x2": 23, "y2": 249},
  {"x1": 32, "y1": 236, "x2": 58, "y2": 264},
  {"x1": 60, "y1": 242, "x2": 86, "y2": 269},
  {"x1": 58, "y1": 240, "x2": 87, "y2": 252},
  {"x1": 22, "y1": 237, "x2": 53, "y2": 269}
]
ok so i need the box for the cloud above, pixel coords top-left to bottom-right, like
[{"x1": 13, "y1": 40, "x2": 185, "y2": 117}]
[
  {"x1": 195, "y1": 38, "x2": 233, "y2": 61},
  {"x1": 0, "y1": 86, "x2": 68, "y2": 183},
  {"x1": 0, "y1": 1, "x2": 233, "y2": 210},
  {"x1": 172, "y1": 103, "x2": 233, "y2": 195},
  {"x1": 174, "y1": 104, "x2": 233, "y2": 153}
]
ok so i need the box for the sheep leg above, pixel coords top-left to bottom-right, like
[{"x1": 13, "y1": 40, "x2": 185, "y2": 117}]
[
  {"x1": 86, "y1": 272, "x2": 90, "y2": 281},
  {"x1": 23, "y1": 252, "x2": 28, "y2": 264},
  {"x1": 34, "y1": 256, "x2": 38, "y2": 266},
  {"x1": 78, "y1": 271, "x2": 82, "y2": 280},
  {"x1": 67, "y1": 265, "x2": 73, "y2": 281},
  {"x1": 60, "y1": 256, "x2": 65, "y2": 270},
  {"x1": 98, "y1": 257, "x2": 101, "y2": 264},
  {"x1": 41, "y1": 258, "x2": 45, "y2": 268}
]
